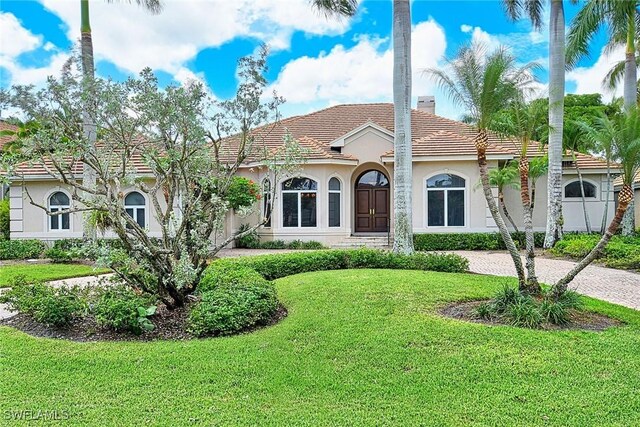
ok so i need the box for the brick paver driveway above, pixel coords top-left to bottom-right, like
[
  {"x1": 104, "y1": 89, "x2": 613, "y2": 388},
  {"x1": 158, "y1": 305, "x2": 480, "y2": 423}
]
[{"x1": 452, "y1": 251, "x2": 640, "y2": 310}]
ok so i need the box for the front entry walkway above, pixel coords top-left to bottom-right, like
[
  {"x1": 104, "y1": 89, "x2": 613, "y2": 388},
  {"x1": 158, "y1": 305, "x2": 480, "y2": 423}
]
[{"x1": 452, "y1": 251, "x2": 640, "y2": 310}]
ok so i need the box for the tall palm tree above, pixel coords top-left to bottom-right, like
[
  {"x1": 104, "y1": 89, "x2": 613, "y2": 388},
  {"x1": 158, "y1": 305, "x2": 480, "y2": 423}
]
[
  {"x1": 553, "y1": 107, "x2": 640, "y2": 296},
  {"x1": 567, "y1": 0, "x2": 639, "y2": 235},
  {"x1": 427, "y1": 44, "x2": 538, "y2": 291},
  {"x1": 392, "y1": 0, "x2": 413, "y2": 254},
  {"x1": 502, "y1": 0, "x2": 571, "y2": 248},
  {"x1": 80, "y1": 0, "x2": 163, "y2": 240}
]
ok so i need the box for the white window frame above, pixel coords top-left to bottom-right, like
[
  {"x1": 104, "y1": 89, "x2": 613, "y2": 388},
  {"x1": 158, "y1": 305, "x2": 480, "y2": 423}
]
[
  {"x1": 328, "y1": 176, "x2": 342, "y2": 228},
  {"x1": 124, "y1": 191, "x2": 147, "y2": 229},
  {"x1": 48, "y1": 190, "x2": 71, "y2": 231},
  {"x1": 424, "y1": 172, "x2": 468, "y2": 228},
  {"x1": 563, "y1": 179, "x2": 598, "y2": 200},
  {"x1": 280, "y1": 177, "x2": 318, "y2": 228}
]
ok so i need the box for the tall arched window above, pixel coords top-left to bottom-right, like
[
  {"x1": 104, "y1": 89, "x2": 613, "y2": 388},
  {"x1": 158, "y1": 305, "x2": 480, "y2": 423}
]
[
  {"x1": 328, "y1": 177, "x2": 341, "y2": 227},
  {"x1": 262, "y1": 178, "x2": 272, "y2": 228},
  {"x1": 125, "y1": 191, "x2": 146, "y2": 228},
  {"x1": 564, "y1": 180, "x2": 597, "y2": 198},
  {"x1": 281, "y1": 177, "x2": 317, "y2": 227},
  {"x1": 426, "y1": 173, "x2": 465, "y2": 227},
  {"x1": 49, "y1": 191, "x2": 70, "y2": 231}
]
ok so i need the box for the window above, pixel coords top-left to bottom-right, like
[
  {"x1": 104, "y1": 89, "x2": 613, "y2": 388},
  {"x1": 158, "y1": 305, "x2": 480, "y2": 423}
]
[
  {"x1": 125, "y1": 191, "x2": 146, "y2": 228},
  {"x1": 328, "y1": 177, "x2": 341, "y2": 227},
  {"x1": 281, "y1": 177, "x2": 317, "y2": 227},
  {"x1": 262, "y1": 178, "x2": 272, "y2": 228},
  {"x1": 426, "y1": 173, "x2": 465, "y2": 227},
  {"x1": 49, "y1": 191, "x2": 70, "y2": 231},
  {"x1": 356, "y1": 170, "x2": 389, "y2": 187},
  {"x1": 565, "y1": 180, "x2": 596, "y2": 198}
]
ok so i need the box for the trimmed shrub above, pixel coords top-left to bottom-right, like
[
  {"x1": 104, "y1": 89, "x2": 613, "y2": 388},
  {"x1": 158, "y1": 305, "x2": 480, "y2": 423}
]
[
  {"x1": 0, "y1": 278, "x2": 86, "y2": 326},
  {"x1": 0, "y1": 199, "x2": 9, "y2": 240},
  {"x1": 93, "y1": 285, "x2": 157, "y2": 334},
  {"x1": 198, "y1": 264, "x2": 265, "y2": 293},
  {"x1": 413, "y1": 232, "x2": 545, "y2": 251},
  {"x1": 0, "y1": 239, "x2": 45, "y2": 260},
  {"x1": 44, "y1": 247, "x2": 73, "y2": 263},
  {"x1": 551, "y1": 234, "x2": 640, "y2": 271},
  {"x1": 188, "y1": 276, "x2": 278, "y2": 337}
]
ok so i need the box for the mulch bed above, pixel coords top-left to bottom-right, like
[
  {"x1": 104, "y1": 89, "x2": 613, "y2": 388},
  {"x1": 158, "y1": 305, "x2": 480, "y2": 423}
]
[
  {"x1": 0, "y1": 303, "x2": 288, "y2": 342},
  {"x1": 439, "y1": 300, "x2": 622, "y2": 332}
]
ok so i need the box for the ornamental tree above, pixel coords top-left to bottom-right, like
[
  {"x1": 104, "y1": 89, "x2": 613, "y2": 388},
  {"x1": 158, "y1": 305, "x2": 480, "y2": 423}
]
[{"x1": 2, "y1": 49, "x2": 304, "y2": 309}]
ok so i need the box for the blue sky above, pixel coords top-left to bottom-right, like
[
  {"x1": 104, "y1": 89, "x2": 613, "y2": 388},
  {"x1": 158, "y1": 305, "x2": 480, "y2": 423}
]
[{"x1": 0, "y1": 0, "x2": 618, "y2": 120}]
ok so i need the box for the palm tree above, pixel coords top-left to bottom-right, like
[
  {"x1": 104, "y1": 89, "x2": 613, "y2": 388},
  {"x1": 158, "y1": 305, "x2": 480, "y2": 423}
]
[
  {"x1": 564, "y1": 120, "x2": 596, "y2": 233},
  {"x1": 311, "y1": 0, "x2": 358, "y2": 16},
  {"x1": 567, "y1": 0, "x2": 639, "y2": 235},
  {"x1": 80, "y1": 0, "x2": 163, "y2": 240},
  {"x1": 392, "y1": 0, "x2": 413, "y2": 254},
  {"x1": 486, "y1": 164, "x2": 520, "y2": 232},
  {"x1": 427, "y1": 44, "x2": 538, "y2": 291},
  {"x1": 553, "y1": 108, "x2": 640, "y2": 296},
  {"x1": 502, "y1": 0, "x2": 570, "y2": 248}
]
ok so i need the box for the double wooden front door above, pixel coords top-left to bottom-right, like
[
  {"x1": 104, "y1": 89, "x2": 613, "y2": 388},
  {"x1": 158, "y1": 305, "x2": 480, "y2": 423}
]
[{"x1": 355, "y1": 187, "x2": 390, "y2": 232}]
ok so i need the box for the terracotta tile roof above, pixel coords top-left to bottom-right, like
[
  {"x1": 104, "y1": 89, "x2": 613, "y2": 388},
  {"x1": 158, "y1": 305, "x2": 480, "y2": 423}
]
[
  {"x1": 381, "y1": 130, "x2": 512, "y2": 157},
  {"x1": 0, "y1": 120, "x2": 18, "y2": 151}
]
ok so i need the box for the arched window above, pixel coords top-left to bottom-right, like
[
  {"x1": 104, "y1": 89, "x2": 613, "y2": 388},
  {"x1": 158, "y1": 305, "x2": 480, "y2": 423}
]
[
  {"x1": 125, "y1": 191, "x2": 146, "y2": 228},
  {"x1": 281, "y1": 177, "x2": 317, "y2": 227},
  {"x1": 328, "y1": 177, "x2": 341, "y2": 227},
  {"x1": 564, "y1": 180, "x2": 596, "y2": 198},
  {"x1": 262, "y1": 178, "x2": 272, "y2": 228},
  {"x1": 356, "y1": 170, "x2": 389, "y2": 187},
  {"x1": 426, "y1": 173, "x2": 465, "y2": 227},
  {"x1": 49, "y1": 191, "x2": 70, "y2": 231}
]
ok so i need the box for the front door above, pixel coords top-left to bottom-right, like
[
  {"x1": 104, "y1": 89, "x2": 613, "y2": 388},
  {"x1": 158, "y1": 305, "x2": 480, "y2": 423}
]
[{"x1": 355, "y1": 170, "x2": 390, "y2": 233}]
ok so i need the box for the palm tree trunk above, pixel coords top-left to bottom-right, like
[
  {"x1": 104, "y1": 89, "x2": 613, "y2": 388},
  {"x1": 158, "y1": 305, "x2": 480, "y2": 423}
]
[
  {"x1": 544, "y1": 0, "x2": 565, "y2": 249},
  {"x1": 573, "y1": 151, "x2": 591, "y2": 233},
  {"x1": 499, "y1": 190, "x2": 520, "y2": 232},
  {"x1": 392, "y1": 0, "x2": 414, "y2": 255},
  {"x1": 553, "y1": 184, "x2": 634, "y2": 296},
  {"x1": 518, "y1": 157, "x2": 539, "y2": 294},
  {"x1": 601, "y1": 161, "x2": 611, "y2": 234},
  {"x1": 621, "y1": 19, "x2": 637, "y2": 235},
  {"x1": 476, "y1": 129, "x2": 526, "y2": 287},
  {"x1": 81, "y1": 0, "x2": 97, "y2": 241}
]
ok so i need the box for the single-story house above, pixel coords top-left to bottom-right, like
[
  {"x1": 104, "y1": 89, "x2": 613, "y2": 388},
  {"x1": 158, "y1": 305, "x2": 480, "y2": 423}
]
[{"x1": 6, "y1": 101, "x2": 615, "y2": 246}]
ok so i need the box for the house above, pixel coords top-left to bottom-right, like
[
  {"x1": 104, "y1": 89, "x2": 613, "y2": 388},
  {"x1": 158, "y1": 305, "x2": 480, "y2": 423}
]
[{"x1": 6, "y1": 102, "x2": 615, "y2": 246}]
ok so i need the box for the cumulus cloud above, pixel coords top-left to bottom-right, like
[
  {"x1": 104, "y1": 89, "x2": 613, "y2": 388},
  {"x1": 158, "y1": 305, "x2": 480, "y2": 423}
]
[
  {"x1": 0, "y1": 12, "x2": 41, "y2": 57},
  {"x1": 40, "y1": 0, "x2": 355, "y2": 76},
  {"x1": 567, "y1": 45, "x2": 625, "y2": 99},
  {"x1": 269, "y1": 19, "x2": 447, "y2": 106}
]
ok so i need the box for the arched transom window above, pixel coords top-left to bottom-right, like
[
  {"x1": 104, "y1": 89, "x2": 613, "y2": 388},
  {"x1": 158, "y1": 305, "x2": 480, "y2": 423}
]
[
  {"x1": 426, "y1": 173, "x2": 465, "y2": 227},
  {"x1": 328, "y1": 177, "x2": 341, "y2": 227},
  {"x1": 125, "y1": 191, "x2": 146, "y2": 228},
  {"x1": 49, "y1": 191, "x2": 70, "y2": 231},
  {"x1": 564, "y1": 180, "x2": 597, "y2": 198},
  {"x1": 282, "y1": 177, "x2": 317, "y2": 228}
]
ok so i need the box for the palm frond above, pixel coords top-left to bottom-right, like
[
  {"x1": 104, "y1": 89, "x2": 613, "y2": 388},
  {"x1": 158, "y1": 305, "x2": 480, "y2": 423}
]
[
  {"x1": 106, "y1": 0, "x2": 163, "y2": 14},
  {"x1": 310, "y1": 0, "x2": 358, "y2": 18},
  {"x1": 566, "y1": 0, "x2": 604, "y2": 68}
]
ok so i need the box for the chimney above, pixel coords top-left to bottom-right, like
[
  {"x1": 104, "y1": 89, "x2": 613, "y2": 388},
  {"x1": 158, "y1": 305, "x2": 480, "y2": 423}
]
[{"x1": 417, "y1": 96, "x2": 435, "y2": 114}]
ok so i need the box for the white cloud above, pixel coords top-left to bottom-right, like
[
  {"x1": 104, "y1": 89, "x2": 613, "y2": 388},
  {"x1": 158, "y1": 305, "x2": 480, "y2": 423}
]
[
  {"x1": 270, "y1": 19, "x2": 447, "y2": 106},
  {"x1": 0, "y1": 52, "x2": 70, "y2": 86},
  {"x1": 460, "y1": 24, "x2": 472, "y2": 33},
  {"x1": 0, "y1": 12, "x2": 42, "y2": 57},
  {"x1": 566, "y1": 45, "x2": 625, "y2": 99},
  {"x1": 40, "y1": 0, "x2": 355, "y2": 76}
]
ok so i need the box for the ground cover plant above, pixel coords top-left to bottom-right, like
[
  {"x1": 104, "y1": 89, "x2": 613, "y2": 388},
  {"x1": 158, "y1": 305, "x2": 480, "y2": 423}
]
[
  {"x1": 1, "y1": 269, "x2": 638, "y2": 426},
  {"x1": 551, "y1": 233, "x2": 640, "y2": 270}
]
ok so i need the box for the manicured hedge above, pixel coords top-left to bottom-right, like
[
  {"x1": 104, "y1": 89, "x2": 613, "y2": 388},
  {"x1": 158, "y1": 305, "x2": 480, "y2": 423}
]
[
  {"x1": 413, "y1": 232, "x2": 545, "y2": 252},
  {"x1": 0, "y1": 199, "x2": 9, "y2": 240},
  {"x1": 191, "y1": 249, "x2": 469, "y2": 337},
  {"x1": 0, "y1": 239, "x2": 46, "y2": 260}
]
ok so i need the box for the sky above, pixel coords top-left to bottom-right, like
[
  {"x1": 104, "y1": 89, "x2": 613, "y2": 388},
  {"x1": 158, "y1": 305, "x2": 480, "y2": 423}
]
[{"x1": 0, "y1": 0, "x2": 619, "y2": 121}]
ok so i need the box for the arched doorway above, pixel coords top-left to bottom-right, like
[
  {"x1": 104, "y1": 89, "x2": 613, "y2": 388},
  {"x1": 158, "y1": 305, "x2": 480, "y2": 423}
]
[{"x1": 354, "y1": 170, "x2": 390, "y2": 232}]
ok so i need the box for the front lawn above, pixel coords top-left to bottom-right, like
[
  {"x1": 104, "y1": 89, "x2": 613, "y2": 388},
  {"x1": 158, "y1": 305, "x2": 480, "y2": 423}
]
[
  {"x1": 0, "y1": 263, "x2": 111, "y2": 288},
  {"x1": 1, "y1": 269, "x2": 639, "y2": 425}
]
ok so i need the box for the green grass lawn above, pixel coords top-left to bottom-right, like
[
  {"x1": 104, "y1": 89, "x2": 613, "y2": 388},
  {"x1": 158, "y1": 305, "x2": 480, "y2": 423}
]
[
  {"x1": 1, "y1": 269, "x2": 639, "y2": 426},
  {"x1": 0, "y1": 263, "x2": 111, "y2": 287}
]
